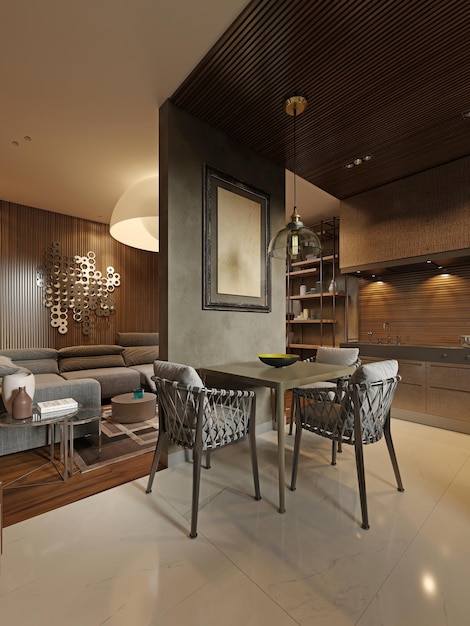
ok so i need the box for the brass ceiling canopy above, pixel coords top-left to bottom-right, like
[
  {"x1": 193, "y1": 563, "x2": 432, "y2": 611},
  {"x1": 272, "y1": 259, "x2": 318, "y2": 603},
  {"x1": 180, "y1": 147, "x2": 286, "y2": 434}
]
[{"x1": 284, "y1": 95, "x2": 307, "y2": 117}]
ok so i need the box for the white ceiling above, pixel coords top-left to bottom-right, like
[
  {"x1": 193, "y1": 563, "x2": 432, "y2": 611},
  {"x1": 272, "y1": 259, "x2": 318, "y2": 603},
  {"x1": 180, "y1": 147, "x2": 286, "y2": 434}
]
[{"x1": 1, "y1": 0, "x2": 339, "y2": 229}]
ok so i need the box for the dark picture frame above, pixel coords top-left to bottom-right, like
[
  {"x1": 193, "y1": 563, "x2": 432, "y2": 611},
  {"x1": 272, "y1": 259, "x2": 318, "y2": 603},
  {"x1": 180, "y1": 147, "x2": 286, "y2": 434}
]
[{"x1": 203, "y1": 165, "x2": 271, "y2": 312}]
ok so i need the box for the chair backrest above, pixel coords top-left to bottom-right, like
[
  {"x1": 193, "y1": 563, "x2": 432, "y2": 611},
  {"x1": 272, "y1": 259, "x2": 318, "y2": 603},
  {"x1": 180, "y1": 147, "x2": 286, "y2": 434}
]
[
  {"x1": 152, "y1": 360, "x2": 254, "y2": 451},
  {"x1": 315, "y1": 347, "x2": 360, "y2": 367},
  {"x1": 153, "y1": 359, "x2": 204, "y2": 387},
  {"x1": 340, "y1": 360, "x2": 400, "y2": 444},
  {"x1": 295, "y1": 359, "x2": 400, "y2": 446}
]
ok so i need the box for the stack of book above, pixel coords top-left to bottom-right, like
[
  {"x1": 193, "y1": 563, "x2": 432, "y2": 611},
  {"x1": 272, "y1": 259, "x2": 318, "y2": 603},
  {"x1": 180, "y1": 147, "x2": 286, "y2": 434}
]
[{"x1": 37, "y1": 398, "x2": 78, "y2": 415}]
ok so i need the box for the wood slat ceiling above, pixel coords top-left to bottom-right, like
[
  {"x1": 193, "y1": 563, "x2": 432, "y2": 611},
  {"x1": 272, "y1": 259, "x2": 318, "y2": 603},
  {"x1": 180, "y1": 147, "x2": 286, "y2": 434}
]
[{"x1": 171, "y1": 0, "x2": 470, "y2": 200}]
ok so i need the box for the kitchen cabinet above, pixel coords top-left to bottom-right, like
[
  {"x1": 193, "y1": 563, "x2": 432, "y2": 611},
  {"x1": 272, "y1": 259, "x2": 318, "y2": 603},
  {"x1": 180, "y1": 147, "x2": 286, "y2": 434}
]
[{"x1": 355, "y1": 347, "x2": 470, "y2": 432}]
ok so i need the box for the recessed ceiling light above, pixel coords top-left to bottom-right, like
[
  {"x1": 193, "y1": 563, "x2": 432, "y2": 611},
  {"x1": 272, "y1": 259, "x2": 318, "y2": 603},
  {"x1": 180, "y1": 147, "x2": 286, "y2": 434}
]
[
  {"x1": 462, "y1": 109, "x2": 470, "y2": 120},
  {"x1": 24, "y1": 135, "x2": 31, "y2": 141},
  {"x1": 345, "y1": 154, "x2": 373, "y2": 169},
  {"x1": 11, "y1": 140, "x2": 19, "y2": 147}
]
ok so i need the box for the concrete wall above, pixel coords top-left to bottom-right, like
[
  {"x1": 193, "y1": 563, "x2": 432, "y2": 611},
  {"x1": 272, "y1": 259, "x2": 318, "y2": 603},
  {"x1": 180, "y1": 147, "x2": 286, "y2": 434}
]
[{"x1": 158, "y1": 101, "x2": 286, "y2": 430}]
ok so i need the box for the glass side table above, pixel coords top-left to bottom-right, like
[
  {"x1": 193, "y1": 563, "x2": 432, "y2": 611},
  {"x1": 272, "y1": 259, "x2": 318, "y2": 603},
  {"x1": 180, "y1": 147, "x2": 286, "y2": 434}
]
[
  {"x1": 67, "y1": 407, "x2": 103, "y2": 476},
  {"x1": 0, "y1": 406, "x2": 102, "y2": 486},
  {"x1": 0, "y1": 408, "x2": 71, "y2": 488}
]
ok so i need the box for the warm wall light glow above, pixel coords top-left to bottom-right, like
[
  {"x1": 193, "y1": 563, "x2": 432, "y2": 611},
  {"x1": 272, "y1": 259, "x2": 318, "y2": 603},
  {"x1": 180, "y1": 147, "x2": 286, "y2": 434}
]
[
  {"x1": 110, "y1": 175, "x2": 159, "y2": 252},
  {"x1": 422, "y1": 572, "x2": 437, "y2": 595}
]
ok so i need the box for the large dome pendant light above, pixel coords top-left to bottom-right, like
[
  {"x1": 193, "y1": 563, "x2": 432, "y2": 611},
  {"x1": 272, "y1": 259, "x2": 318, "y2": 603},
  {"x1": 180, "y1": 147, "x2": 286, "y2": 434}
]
[{"x1": 268, "y1": 96, "x2": 322, "y2": 261}]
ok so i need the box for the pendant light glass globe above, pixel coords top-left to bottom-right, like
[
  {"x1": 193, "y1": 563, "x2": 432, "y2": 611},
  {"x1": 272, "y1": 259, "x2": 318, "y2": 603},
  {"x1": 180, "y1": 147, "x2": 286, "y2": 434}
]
[{"x1": 268, "y1": 95, "x2": 322, "y2": 261}]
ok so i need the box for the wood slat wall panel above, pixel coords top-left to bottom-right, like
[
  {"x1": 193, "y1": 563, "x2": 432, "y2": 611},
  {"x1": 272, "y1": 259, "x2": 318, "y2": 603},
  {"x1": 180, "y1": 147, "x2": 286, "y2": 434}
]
[
  {"x1": 171, "y1": 0, "x2": 470, "y2": 199},
  {"x1": 358, "y1": 266, "x2": 470, "y2": 347},
  {"x1": 0, "y1": 201, "x2": 158, "y2": 349}
]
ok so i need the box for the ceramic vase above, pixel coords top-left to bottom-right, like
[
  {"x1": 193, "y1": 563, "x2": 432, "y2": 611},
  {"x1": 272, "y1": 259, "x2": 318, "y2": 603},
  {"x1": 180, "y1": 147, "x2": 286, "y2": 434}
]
[
  {"x1": 12, "y1": 386, "x2": 33, "y2": 419},
  {"x1": 2, "y1": 370, "x2": 35, "y2": 415}
]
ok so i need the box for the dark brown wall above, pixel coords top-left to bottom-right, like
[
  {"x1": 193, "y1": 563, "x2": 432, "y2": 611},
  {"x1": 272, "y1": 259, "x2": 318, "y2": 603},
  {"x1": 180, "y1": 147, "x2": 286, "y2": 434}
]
[
  {"x1": 358, "y1": 265, "x2": 470, "y2": 347},
  {"x1": 0, "y1": 201, "x2": 158, "y2": 349},
  {"x1": 339, "y1": 154, "x2": 470, "y2": 272}
]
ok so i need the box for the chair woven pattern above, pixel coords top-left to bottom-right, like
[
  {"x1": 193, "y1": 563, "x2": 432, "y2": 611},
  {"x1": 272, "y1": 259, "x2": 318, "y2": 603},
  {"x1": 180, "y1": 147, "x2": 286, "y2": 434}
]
[
  {"x1": 155, "y1": 379, "x2": 254, "y2": 451},
  {"x1": 295, "y1": 376, "x2": 400, "y2": 446}
]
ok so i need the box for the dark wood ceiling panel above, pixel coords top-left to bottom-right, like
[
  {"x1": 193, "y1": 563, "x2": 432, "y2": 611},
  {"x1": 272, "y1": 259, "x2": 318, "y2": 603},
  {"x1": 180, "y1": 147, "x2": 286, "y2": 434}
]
[{"x1": 171, "y1": 0, "x2": 470, "y2": 199}]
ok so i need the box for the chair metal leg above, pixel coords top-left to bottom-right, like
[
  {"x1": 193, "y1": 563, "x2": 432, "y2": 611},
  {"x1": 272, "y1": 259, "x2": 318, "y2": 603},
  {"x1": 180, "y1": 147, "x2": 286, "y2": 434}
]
[
  {"x1": 146, "y1": 432, "x2": 167, "y2": 494},
  {"x1": 190, "y1": 443, "x2": 203, "y2": 539},
  {"x1": 384, "y1": 416, "x2": 404, "y2": 492},
  {"x1": 331, "y1": 439, "x2": 337, "y2": 465},
  {"x1": 354, "y1": 438, "x2": 369, "y2": 529},
  {"x1": 249, "y1": 414, "x2": 261, "y2": 501},
  {"x1": 290, "y1": 396, "x2": 303, "y2": 491},
  {"x1": 205, "y1": 449, "x2": 211, "y2": 469}
]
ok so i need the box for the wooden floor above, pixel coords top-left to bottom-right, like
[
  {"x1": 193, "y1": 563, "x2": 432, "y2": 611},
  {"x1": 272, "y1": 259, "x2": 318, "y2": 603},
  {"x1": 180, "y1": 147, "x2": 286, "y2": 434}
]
[{"x1": 0, "y1": 445, "x2": 156, "y2": 528}]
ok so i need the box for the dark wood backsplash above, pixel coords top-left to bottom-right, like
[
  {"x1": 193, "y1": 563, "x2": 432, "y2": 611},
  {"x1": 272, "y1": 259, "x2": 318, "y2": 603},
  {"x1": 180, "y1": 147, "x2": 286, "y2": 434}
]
[
  {"x1": 358, "y1": 265, "x2": 470, "y2": 346},
  {"x1": 0, "y1": 201, "x2": 158, "y2": 349}
]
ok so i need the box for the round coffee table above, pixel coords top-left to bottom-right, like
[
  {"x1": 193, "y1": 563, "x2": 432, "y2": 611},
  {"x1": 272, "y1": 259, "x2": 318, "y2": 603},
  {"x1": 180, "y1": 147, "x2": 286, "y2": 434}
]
[{"x1": 110, "y1": 392, "x2": 156, "y2": 423}]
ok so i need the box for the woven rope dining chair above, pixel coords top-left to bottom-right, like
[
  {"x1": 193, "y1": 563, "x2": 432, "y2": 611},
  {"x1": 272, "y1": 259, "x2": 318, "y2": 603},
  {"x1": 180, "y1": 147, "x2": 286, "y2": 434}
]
[
  {"x1": 288, "y1": 347, "x2": 360, "y2": 435},
  {"x1": 146, "y1": 361, "x2": 261, "y2": 538},
  {"x1": 290, "y1": 359, "x2": 404, "y2": 529}
]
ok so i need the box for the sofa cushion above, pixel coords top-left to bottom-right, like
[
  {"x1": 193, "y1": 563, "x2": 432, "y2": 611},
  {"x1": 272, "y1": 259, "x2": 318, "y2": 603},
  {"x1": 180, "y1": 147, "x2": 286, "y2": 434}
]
[
  {"x1": 122, "y1": 346, "x2": 160, "y2": 367},
  {"x1": 118, "y1": 332, "x2": 159, "y2": 347},
  {"x1": 0, "y1": 348, "x2": 59, "y2": 375},
  {"x1": 59, "y1": 354, "x2": 126, "y2": 373},
  {"x1": 0, "y1": 355, "x2": 20, "y2": 377},
  {"x1": 128, "y1": 364, "x2": 156, "y2": 391},
  {"x1": 58, "y1": 345, "x2": 126, "y2": 372},
  {"x1": 59, "y1": 345, "x2": 124, "y2": 357},
  {"x1": 60, "y1": 367, "x2": 140, "y2": 399}
]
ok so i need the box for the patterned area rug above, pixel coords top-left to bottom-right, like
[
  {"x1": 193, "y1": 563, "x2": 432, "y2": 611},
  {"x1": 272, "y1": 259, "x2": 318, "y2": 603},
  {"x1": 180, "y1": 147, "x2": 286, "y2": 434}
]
[{"x1": 73, "y1": 406, "x2": 158, "y2": 473}]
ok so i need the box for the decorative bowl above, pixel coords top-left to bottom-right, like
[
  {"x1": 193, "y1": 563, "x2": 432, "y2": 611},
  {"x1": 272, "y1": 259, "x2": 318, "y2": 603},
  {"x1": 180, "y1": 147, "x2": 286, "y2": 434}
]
[{"x1": 258, "y1": 353, "x2": 300, "y2": 368}]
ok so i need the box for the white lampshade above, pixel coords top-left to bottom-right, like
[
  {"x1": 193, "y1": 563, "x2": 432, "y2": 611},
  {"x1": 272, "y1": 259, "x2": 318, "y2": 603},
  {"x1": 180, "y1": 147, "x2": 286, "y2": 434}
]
[{"x1": 110, "y1": 175, "x2": 159, "y2": 252}]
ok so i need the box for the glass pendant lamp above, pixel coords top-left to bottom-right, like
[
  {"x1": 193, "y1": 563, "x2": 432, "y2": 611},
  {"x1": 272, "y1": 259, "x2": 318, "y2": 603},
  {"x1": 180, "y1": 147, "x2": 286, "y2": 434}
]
[{"x1": 268, "y1": 96, "x2": 322, "y2": 261}]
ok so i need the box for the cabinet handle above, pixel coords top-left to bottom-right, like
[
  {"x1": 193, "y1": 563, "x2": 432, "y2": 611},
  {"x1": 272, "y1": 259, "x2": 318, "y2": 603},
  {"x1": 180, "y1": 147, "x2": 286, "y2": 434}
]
[{"x1": 441, "y1": 353, "x2": 448, "y2": 359}]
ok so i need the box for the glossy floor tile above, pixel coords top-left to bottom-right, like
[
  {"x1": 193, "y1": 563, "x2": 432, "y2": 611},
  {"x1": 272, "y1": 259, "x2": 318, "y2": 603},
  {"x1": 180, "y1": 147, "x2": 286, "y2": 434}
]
[{"x1": 1, "y1": 418, "x2": 469, "y2": 625}]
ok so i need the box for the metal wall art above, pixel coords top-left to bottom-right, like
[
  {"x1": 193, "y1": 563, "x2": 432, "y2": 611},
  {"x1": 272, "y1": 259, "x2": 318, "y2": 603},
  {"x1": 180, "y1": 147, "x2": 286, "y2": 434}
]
[{"x1": 36, "y1": 242, "x2": 120, "y2": 335}]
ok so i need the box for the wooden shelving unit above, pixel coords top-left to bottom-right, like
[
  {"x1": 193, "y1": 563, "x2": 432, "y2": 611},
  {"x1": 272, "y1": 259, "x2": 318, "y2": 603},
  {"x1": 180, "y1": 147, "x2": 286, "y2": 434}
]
[{"x1": 286, "y1": 217, "x2": 350, "y2": 357}]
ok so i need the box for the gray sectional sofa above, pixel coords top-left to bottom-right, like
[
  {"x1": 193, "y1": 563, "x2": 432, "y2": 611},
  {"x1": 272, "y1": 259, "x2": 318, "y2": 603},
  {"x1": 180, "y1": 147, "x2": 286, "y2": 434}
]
[{"x1": 0, "y1": 332, "x2": 159, "y2": 456}]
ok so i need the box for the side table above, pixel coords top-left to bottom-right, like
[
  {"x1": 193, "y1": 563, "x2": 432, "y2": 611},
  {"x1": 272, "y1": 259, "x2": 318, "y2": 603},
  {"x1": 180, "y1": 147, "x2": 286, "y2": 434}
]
[
  {"x1": 67, "y1": 407, "x2": 103, "y2": 476},
  {"x1": 110, "y1": 392, "x2": 156, "y2": 423},
  {"x1": 0, "y1": 409, "x2": 70, "y2": 488}
]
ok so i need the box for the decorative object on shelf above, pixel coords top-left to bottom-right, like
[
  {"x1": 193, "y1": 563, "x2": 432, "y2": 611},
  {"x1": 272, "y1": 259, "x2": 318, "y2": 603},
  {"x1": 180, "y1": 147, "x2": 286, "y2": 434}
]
[
  {"x1": 258, "y1": 354, "x2": 300, "y2": 368},
  {"x1": 11, "y1": 386, "x2": 33, "y2": 420},
  {"x1": 36, "y1": 242, "x2": 120, "y2": 335},
  {"x1": 328, "y1": 279, "x2": 337, "y2": 293},
  {"x1": 110, "y1": 175, "x2": 159, "y2": 252},
  {"x1": 316, "y1": 280, "x2": 323, "y2": 292},
  {"x1": 2, "y1": 370, "x2": 35, "y2": 415},
  {"x1": 300, "y1": 284, "x2": 307, "y2": 295},
  {"x1": 268, "y1": 96, "x2": 322, "y2": 261}
]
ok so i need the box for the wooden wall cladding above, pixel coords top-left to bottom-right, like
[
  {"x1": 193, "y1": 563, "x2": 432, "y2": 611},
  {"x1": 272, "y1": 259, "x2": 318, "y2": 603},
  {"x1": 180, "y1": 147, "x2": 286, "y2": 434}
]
[
  {"x1": 339, "y1": 154, "x2": 470, "y2": 271},
  {"x1": 0, "y1": 201, "x2": 158, "y2": 349},
  {"x1": 358, "y1": 265, "x2": 470, "y2": 347}
]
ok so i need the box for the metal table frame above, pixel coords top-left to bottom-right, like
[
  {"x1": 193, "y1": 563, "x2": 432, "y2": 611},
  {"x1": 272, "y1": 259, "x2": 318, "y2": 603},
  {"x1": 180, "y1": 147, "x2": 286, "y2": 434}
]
[{"x1": 200, "y1": 360, "x2": 355, "y2": 513}]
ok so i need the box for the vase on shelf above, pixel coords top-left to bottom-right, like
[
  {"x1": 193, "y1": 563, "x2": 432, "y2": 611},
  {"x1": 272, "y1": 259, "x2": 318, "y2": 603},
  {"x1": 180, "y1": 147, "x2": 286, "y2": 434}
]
[
  {"x1": 328, "y1": 279, "x2": 337, "y2": 293},
  {"x1": 2, "y1": 370, "x2": 35, "y2": 415},
  {"x1": 11, "y1": 386, "x2": 33, "y2": 420}
]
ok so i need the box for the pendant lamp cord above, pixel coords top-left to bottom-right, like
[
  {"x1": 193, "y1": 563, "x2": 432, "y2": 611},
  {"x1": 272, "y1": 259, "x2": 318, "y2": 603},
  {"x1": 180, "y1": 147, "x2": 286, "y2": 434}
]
[{"x1": 293, "y1": 104, "x2": 297, "y2": 209}]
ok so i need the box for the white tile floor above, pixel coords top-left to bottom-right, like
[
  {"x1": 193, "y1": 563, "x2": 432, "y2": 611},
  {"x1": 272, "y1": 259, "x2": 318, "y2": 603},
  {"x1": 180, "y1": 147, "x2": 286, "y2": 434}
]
[{"x1": 1, "y1": 418, "x2": 470, "y2": 625}]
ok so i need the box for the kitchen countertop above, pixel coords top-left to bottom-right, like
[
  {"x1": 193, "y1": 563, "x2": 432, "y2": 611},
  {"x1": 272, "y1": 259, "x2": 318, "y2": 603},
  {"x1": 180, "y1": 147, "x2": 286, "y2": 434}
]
[{"x1": 341, "y1": 342, "x2": 470, "y2": 365}]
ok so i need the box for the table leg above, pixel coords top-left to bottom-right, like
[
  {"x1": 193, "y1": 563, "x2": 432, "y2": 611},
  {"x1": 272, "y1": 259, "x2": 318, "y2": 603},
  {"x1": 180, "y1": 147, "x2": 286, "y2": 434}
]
[{"x1": 275, "y1": 385, "x2": 286, "y2": 513}]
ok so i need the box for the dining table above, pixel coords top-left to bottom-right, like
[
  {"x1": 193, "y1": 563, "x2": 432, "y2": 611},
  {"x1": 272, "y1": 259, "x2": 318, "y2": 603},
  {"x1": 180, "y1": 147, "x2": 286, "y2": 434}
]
[{"x1": 199, "y1": 359, "x2": 355, "y2": 513}]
